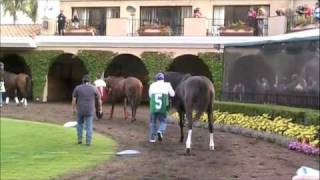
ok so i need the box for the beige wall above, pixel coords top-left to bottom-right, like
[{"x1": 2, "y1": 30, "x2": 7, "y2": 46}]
[
  {"x1": 60, "y1": 0, "x2": 317, "y2": 36},
  {"x1": 184, "y1": 18, "x2": 207, "y2": 36},
  {"x1": 61, "y1": 0, "x2": 317, "y2": 19},
  {"x1": 268, "y1": 16, "x2": 287, "y2": 35},
  {"x1": 106, "y1": 18, "x2": 129, "y2": 36}
]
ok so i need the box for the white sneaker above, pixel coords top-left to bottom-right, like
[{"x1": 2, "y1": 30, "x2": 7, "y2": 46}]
[{"x1": 149, "y1": 139, "x2": 156, "y2": 143}]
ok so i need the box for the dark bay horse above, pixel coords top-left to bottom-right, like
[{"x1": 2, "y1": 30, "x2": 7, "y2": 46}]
[
  {"x1": 163, "y1": 72, "x2": 215, "y2": 153},
  {"x1": 105, "y1": 76, "x2": 143, "y2": 122},
  {"x1": 3, "y1": 71, "x2": 32, "y2": 107}
]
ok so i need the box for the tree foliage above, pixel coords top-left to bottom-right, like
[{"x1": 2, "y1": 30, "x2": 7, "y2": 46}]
[
  {"x1": 23, "y1": 0, "x2": 38, "y2": 23},
  {"x1": 1, "y1": 0, "x2": 25, "y2": 24},
  {"x1": 1, "y1": 0, "x2": 38, "y2": 23}
]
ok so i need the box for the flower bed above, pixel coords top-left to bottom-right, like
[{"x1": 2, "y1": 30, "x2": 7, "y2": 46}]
[{"x1": 171, "y1": 111, "x2": 319, "y2": 155}]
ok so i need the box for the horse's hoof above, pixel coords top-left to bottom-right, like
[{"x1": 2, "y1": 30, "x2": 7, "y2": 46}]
[
  {"x1": 186, "y1": 148, "x2": 191, "y2": 154},
  {"x1": 209, "y1": 146, "x2": 215, "y2": 151}
]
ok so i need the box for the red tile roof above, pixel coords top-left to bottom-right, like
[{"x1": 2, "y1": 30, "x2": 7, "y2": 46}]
[{"x1": 0, "y1": 24, "x2": 41, "y2": 38}]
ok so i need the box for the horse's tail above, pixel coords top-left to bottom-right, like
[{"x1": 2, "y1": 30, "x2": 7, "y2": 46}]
[
  {"x1": 127, "y1": 80, "x2": 143, "y2": 109},
  {"x1": 185, "y1": 78, "x2": 214, "y2": 119},
  {"x1": 25, "y1": 75, "x2": 32, "y2": 98}
]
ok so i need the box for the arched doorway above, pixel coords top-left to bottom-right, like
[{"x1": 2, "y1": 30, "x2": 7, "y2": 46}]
[
  {"x1": 47, "y1": 53, "x2": 88, "y2": 102},
  {"x1": 0, "y1": 54, "x2": 32, "y2": 99},
  {"x1": 0, "y1": 54, "x2": 31, "y2": 75},
  {"x1": 227, "y1": 55, "x2": 274, "y2": 93},
  {"x1": 104, "y1": 54, "x2": 149, "y2": 101},
  {"x1": 168, "y1": 55, "x2": 212, "y2": 80}
]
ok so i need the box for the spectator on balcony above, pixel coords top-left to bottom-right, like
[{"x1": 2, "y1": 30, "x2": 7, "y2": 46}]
[
  {"x1": 276, "y1": 9, "x2": 285, "y2": 16},
  {"x1": 303, "y1": 4, "x2": 312, "y2": 17},
  {"x1": 314, "y1": 2, "x2": 320, "y2": 22},
  {"x1": 256, "y1": 7, "x2": 266, "y2": 36},
  {"x1": 72, "y1": 13, "x2": 80, "y2": 29},
  {"x1": 193, "y1": 8, "x2": 202, "y2": 18},
  {"x1": 247, "y1": 7, "x2": 257, "y2": 34},
  {"x1": 296, "y1": 5, "x2": 305, "y2": 16},
  {"x1": 57, "y1": 10, "x2": 66, "y2": 35}
]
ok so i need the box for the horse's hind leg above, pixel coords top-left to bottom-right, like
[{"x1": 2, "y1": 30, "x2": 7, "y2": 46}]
[
  {"x1": 123, "y1": 98, "x2": 128, "y2": 120},
  {"x1": 207, "y1": 107, "x2": 214, "y2": 151},
  {"x1": 109, "y1": 102, "x2": 115, "y2": 120},
  {"x1": 13, "y1": 89, "x2": 19, "y2": 105},
  {"x1": 5, "y1": 96, "x2": 9, "y2": 105},
  {"x1": 185, "y1": 109, "x2": 193, "y2": 154},
  {"x1": 21, "y1": 98, "x2": 27, "y2": 108},
  {"x1": 131, "y1": 102, "x2": 137, "y2": 122},
  {"x1": 178, "y1": 111, "x2": 184, "y2": 143}
]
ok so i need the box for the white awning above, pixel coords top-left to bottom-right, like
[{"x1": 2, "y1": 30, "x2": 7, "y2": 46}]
[
  {"x1": 1, "y1": 29, "x2": 318, "y2": 49},
  {"x1": 0, "y1": 37, "x2": 36, "y2": 48}
]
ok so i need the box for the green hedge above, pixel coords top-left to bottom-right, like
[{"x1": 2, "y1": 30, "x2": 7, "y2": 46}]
[
  {"x1": 77, "y1": 50, "x2": 117, "y2": 80},
  {"x1": 198, "y1": 52, "x2": 223, "y2": 99},
  {"x1": 140, "y1": 52, "x2": 174, "y2": 83},
  {"x1": 214, "y1": 101, "x2": 320, "y2": 126},
  {"x1": 20, "y1": 50, "x2": 64, "y2": 100}
]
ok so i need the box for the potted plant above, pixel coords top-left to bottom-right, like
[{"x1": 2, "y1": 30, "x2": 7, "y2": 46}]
[
  {"x1": 138, "y1": 24, "x2": 171, "y2": 36},
  {"x1": 220, "y1": 20, "x2": 254, "y2": 36},
  {"x1": 291, "y1": 16, "x2": 319, "y2": 32}
]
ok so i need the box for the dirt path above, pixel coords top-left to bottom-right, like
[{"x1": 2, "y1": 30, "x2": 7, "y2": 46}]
[{"x1": 1, "y1": 103, "x2": 319, "y2": 180}]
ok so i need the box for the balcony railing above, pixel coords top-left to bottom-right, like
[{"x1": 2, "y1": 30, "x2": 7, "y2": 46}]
[
  {"x1": 287, "y1": 14, "x2": 319, "y2": 33},
  {"x1": 206, "y1": 18, "x2": 269, "y2": 36},
  {"x1": 56, "y1": 19, "x2": 97, "y2": 36},
  {"x1": 53, "y1": 15, "x2": 318, "y2": 36},
  {"x1": 132, "y1": 18, "x2": 184, "y2": 36}
]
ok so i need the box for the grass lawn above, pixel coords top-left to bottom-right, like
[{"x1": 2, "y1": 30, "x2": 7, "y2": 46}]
[{"x1": 1, "y1": 118, "x2": 117, "y2": 180}]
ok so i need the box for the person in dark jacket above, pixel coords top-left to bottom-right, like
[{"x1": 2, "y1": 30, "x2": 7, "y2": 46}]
[{"x1": 57, "y1": 10, "x2": 66, "y2": 35}]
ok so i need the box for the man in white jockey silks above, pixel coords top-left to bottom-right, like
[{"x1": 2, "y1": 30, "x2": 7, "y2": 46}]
[
  {"x1": 148, "y1": 72, "x2": 175, "y2": 143},
  {"x1": 94, "y1": 76, "x2": 107, "y2": 102}
]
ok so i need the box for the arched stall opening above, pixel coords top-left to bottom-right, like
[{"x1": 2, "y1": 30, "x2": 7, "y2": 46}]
[
  {"x1": 227, "y1": 55, "x2": 274, "y2": 93},
  {"x1": 47, "y1": 53, "x2": 88, "y2": 102},
  {"x1": 0, "y1": 54, "x2": 32, "y2": 99},
  {"x1": 168, "y1": 54, "x2": 213, "y2": 81},
  {"x1": 104, "y1": 54, "x2": 149, "y2": 102}
]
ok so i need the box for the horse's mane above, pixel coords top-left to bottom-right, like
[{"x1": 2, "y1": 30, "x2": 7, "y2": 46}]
[{"x1": 163, "y1": 71, "x2": 192, "y2": 90}]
